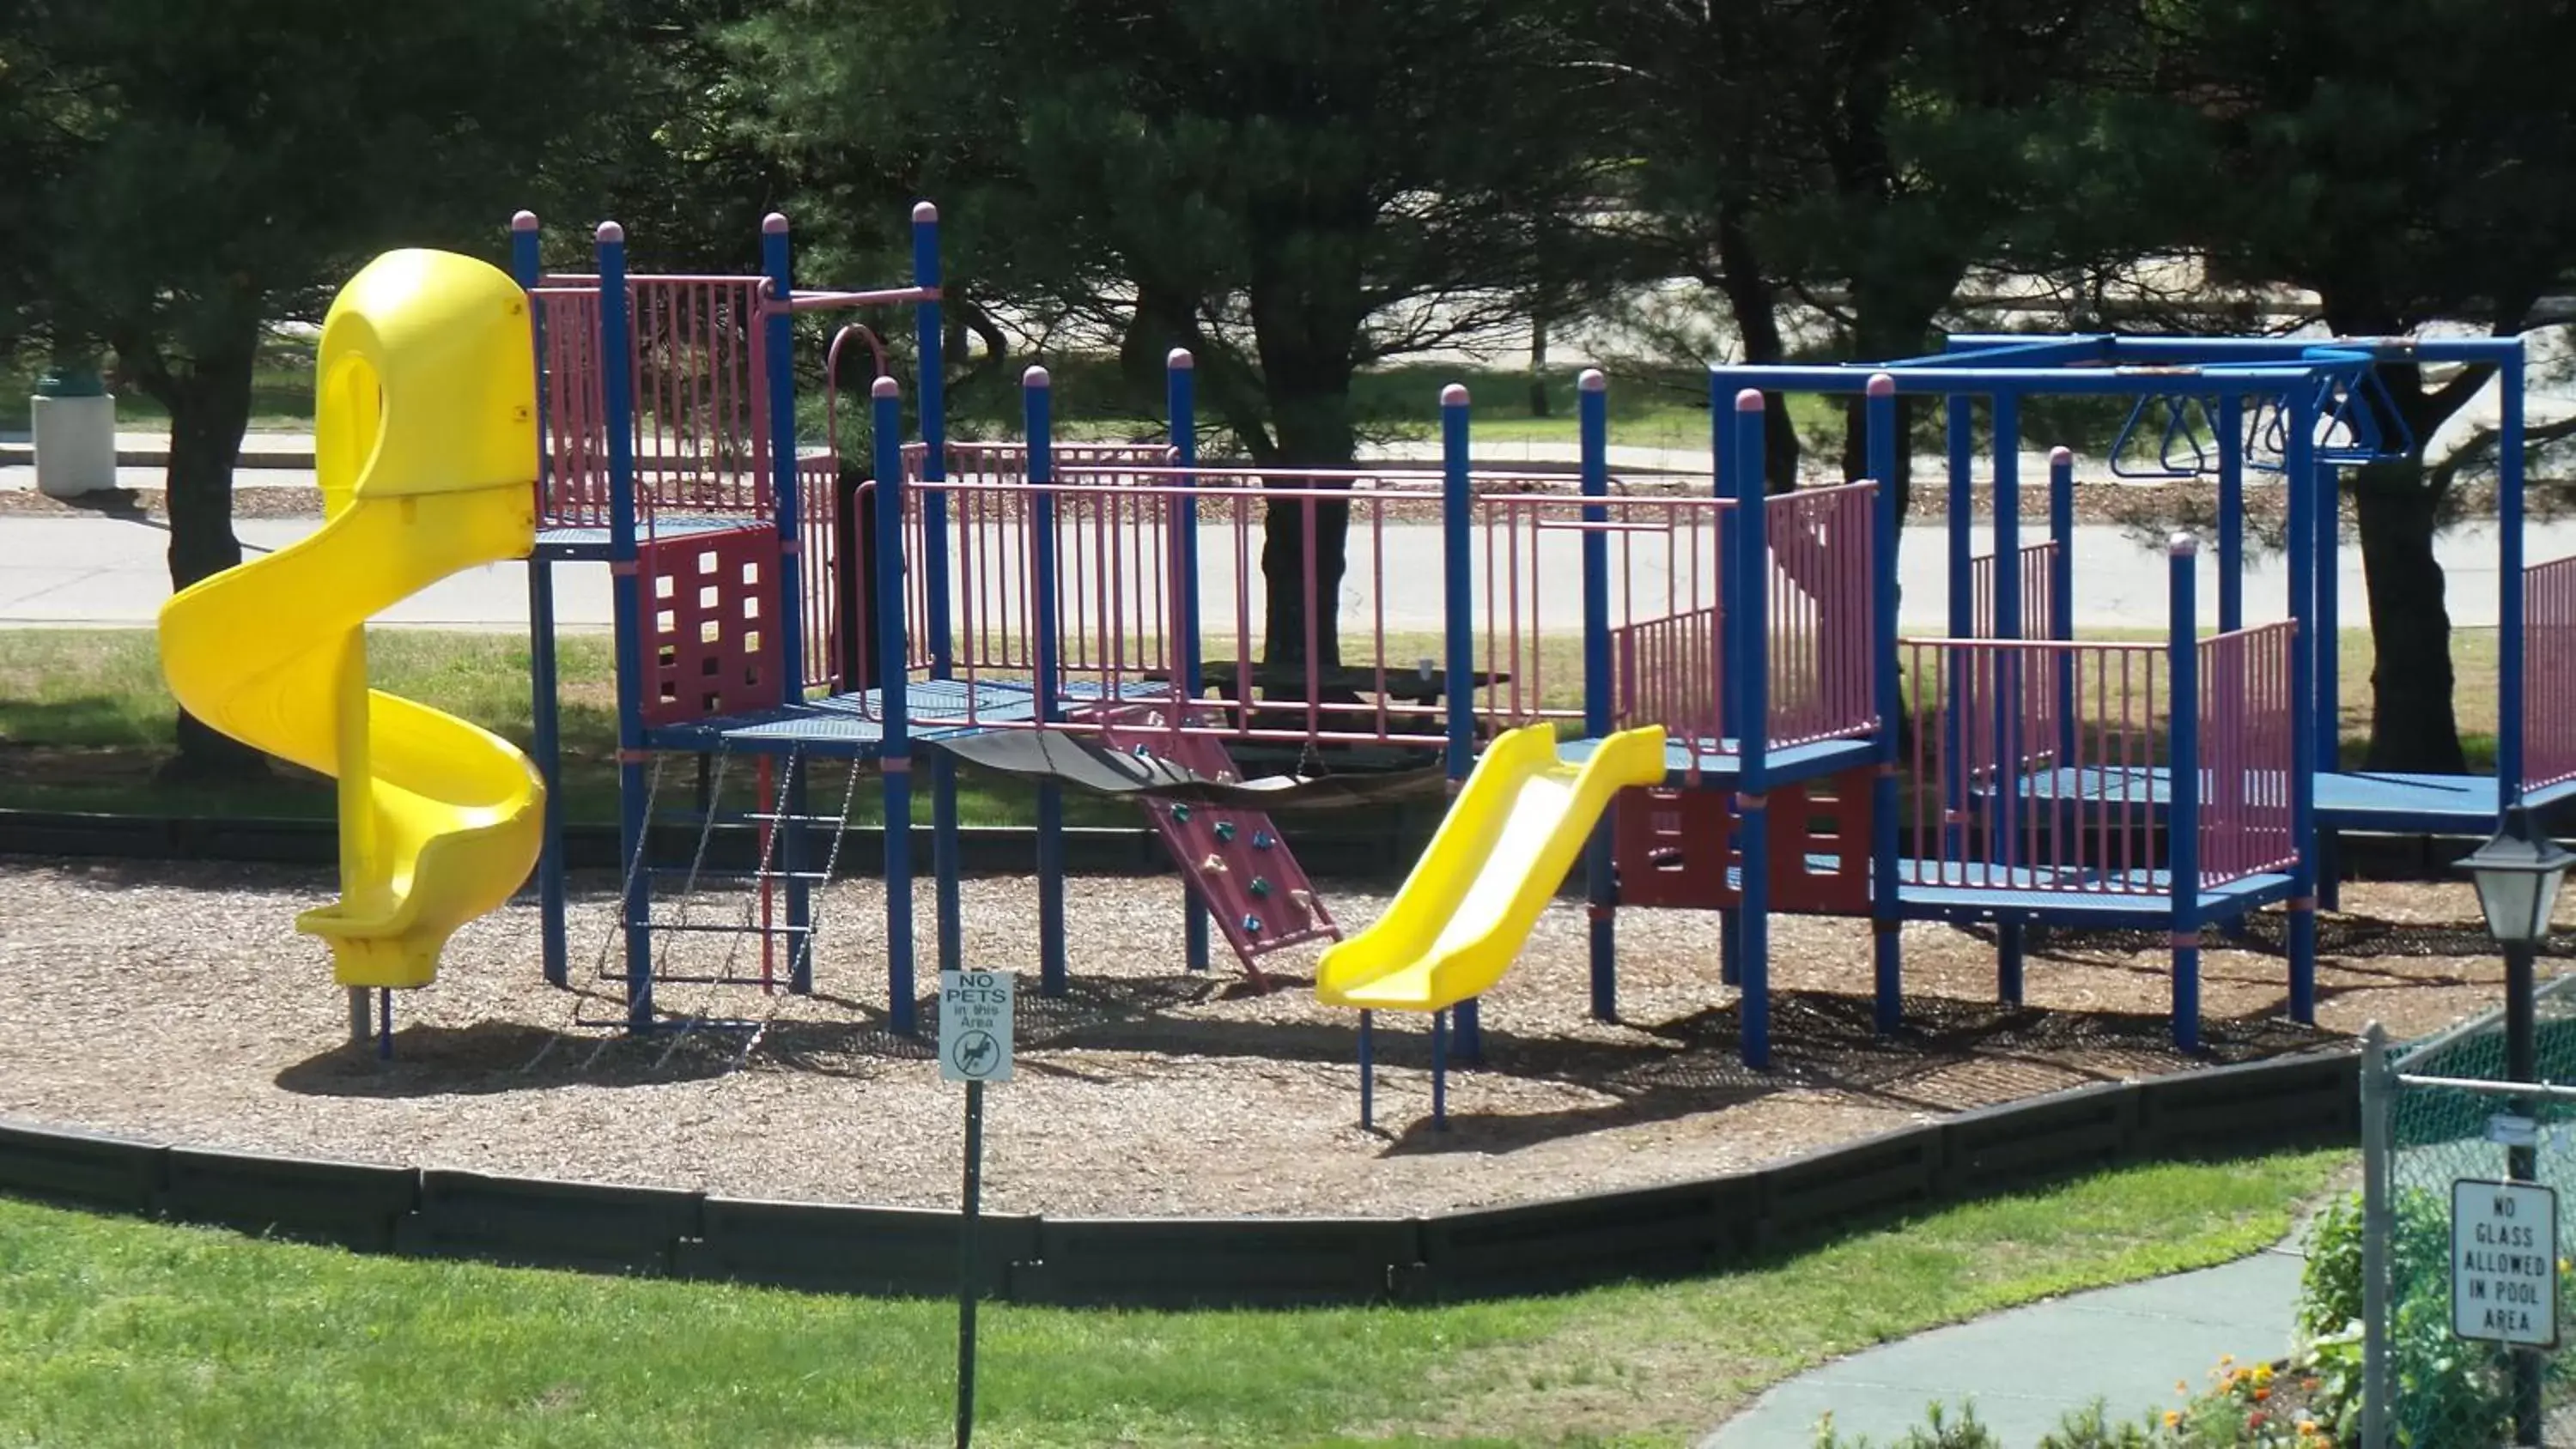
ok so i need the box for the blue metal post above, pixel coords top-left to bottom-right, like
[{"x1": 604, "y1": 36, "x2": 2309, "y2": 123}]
[
  {"x1": 762, "y1": 215, "x2": 806, "y2": 698},
  {"x1": 1437, "y1": 385, "x2": 1484, "y2": 1061},
  {"x1": 1358, "y1": 1009, "x2": 1374, "y2": 1131},
  {"x1": 1437, "y1": 385, "x2": 1485, "y2": 1062},
  {"x1": 1942, "y1": 394, "x2": 1973, "y2": 868},
  {"x1": 760, "y1": 215, "x2": 814, "y2": 962},
  {"x1": 1993, "y1": 391, "x2": 2025, "y2": 1005},
  {"x1": 1733, "y1": 389, "x2": 1773, "y2": 1070},
  {"x1": 1431, "y1": 1009, "x2": 1449, "y2": 1131},
  {"x1": 1171, "y1": 349, "x2": 1212, "y2": 973},
  {"x1": 598, "y1": 222, "x2": 655, "y2": 1030},
  {"x1": 1579, "y1": 369, "x2": 1618, "y2": 1021},
  {"x1": 2313, "y1": 450, "x2": 2340, "y2": 774},
  {"x1": 511, "y1": 212, "x2": 570, "y2": 990},
  {"x1": 2049, "y1": 445, "x2": 2078, "y2": 764},
  {"x1": 872, "y1": 379, "x2": 917, "y2": 1033},
  {"x1": 914, "y1": 203, "x2": 966, "y2": 981},
  {"x1": 1027, "y1": 367, "x2": 1069, "y2": 996},
  {"x1": 1867, "y1": 375, "x2": 1904, "y2": 1034},
  {"x1": 2285, "y1": 390, "x2": 2320, "y2": 1021},
  {"x1": 912, "y1": 202, "x2": 951, "y2": 673},
  {"x1": 1442, "y1": 385, "x2": 1475, "y2": 783},
  {"x1": 1947, "y1": 395, "x2": 1975, "y2": 636},
  {"x1": 2168, "y1": 534, "x2": 2202, "y2": 1052},
  {"x1": 2500, "y1": 346, "x2": 2528, "y2": 814},
  {"x1": 2216, "y1": 394, "x2": 2245, "y2": 632},
  {"x1": 1713, "y1": 374, "x2": 1741, "y2": 742}
]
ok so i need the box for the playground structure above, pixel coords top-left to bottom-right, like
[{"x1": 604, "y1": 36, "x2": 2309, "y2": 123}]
[{"x1": 155, "y1": 203, "x2": 2575, "y2": 1094}]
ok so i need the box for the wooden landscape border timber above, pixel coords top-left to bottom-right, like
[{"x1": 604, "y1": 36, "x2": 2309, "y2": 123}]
[{"x1": 0, "y1": 1048, "x2": 2361, "y2": 1308}]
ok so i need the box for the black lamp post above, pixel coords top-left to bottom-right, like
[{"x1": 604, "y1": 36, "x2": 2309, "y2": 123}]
[{"x1": 2458, "y1": 807, "x2": 2571, "y2": 1449}]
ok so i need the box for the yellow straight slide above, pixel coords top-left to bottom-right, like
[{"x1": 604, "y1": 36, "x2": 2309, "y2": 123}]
[
  {"x1": 159, "y1": 250, "x2": 544, "y2": 990},
  {"x1": 1316, "y1": 724, "x2": 1668, "y2": 1013}
]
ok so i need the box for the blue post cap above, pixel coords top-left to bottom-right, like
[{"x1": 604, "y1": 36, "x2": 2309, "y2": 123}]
[
  {"x1": 510, "y1": 210, "x2": 539, "y2": 233},
  {"x1": 1866, "y1": 373, "x2": 1897, "y2": 398},
  {"x1": 1167, "y1": 348, "x2": 1194, "y2": 370},
  {"x1": 872, "y1": 375, "x2": 901, "y2": 400},
  {"x1": 1441, "y1": 383, "x2": 1470, "y2": 407},
  {"x1": 2170, "y1": 531, "x2": 2200, "y2": 557},
  {"x1": 1735, "y1": 388, "x2": 1765, "y2": 413},
  {"x1": 595, "y1": 221, "x2": 624, "y2": 244},
  {"x1": 1023, "y1": 364, "x2": 1053, "y2": 390},
  {"x1": 2050, "y1": 446, "x2": 2075, "y2": 466},
  {"x1": 1578, "y1": 368, "x2": 1607, "y2": 392},
  {"x1": 762, "y1": 212, "x2": 790, "y2": 234},
  {"x1": 912, "y1": 201, "x2": 939, "y2": 223}
]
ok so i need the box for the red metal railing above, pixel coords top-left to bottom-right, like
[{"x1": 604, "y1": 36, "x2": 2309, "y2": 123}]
[
  {"x1": 2197, "y1": 621, "x2": 2299, "y2": 886},
  {"x1": 2526, "y1": 555, "x2": 2576, "y2": 795},
  {"x1": 532, "y1": 285, "x2": 612, "y2": 528},
  {"x1": 1473, "y1": 490, "x2": 1735, "y2": 748},
  {"x1": 1969, "y1": 539, "x2": 2060, "y2": 640},
  {"x1": 630, "y1": 277, "x2": 770, "y2": 519},
  {"x1": 1902, "y1": 636, "x2": 2166, "y2": 894},
  {"x1": 1766, "y1": 482, "x2": 1879, "y2": 749},
  {"x1": 531, "y1": 276, "x2": 775, "y2": 530}
]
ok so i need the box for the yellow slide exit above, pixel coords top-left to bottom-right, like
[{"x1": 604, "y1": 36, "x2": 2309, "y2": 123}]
[
  {"x1": 1315, "y1": 724, "x2": 1668, "y2": 1013},
  {"x1": 158, "y1": 250, "x2": 544, "y2": 990}
]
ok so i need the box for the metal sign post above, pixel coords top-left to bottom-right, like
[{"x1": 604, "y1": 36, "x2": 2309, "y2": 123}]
[{"x1": 939, "y1": 969, "x2": 1012, "y2": 1449}]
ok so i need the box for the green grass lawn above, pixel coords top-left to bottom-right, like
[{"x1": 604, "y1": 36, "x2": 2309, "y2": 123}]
[
  {"x1": 0, "y1": 1150, "x2": 2344, "y2": 1448},
  {"x1": 0, "y1": 623, "x2": 2498, "y2": 822}
]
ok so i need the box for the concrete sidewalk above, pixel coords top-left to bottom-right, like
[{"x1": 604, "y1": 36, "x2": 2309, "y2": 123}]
[{"x1": 1701, "y1": 1240, "x2": 2306, "y2": 1448}]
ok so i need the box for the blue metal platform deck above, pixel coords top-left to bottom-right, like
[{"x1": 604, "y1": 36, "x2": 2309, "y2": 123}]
[
  {"x1": 641, "y1": 680, "x2": 1204, "y2": 758},
  {"x1": 535, "y1": 517, "x2": 762, "y2": 562},
  {"x1": 1556, "y1": 734, "x2": 1880, "y2": 789},
  {"x1": 2009, "y1": 764, "x2": 2575, "y2": 834},
  {"x1": 1895, "y1": 862, "x2": 2296, "y2": 927}
]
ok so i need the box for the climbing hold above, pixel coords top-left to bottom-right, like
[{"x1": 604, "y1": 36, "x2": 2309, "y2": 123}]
[
  {"x1": 1241, "y1": 914, "x2": 1264, "y2": 935},
  {"x1": 1249, "y1": 876, "x2": 1273, "y2": 898},
  {"x1": 1213, "y1": 821, "x2": 1236, "y2": 844},
  {"x1": 1202, "y1": 854, "x2": 1228, "y2": 874},
  {"x1": 1170, "y1": 803, "x2": 1192, "y2": 823},
  {"x1": 1131, "y1": 743, "x2": 1155, "y2": 760},
  {"x1": 1252, "y1": 830, "x2": 1275, "y2": 850}
]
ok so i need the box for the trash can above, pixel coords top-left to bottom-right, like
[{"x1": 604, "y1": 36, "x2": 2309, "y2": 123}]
[{"x1": 32, "y1": 361, "x2": 117, "y2": 499}]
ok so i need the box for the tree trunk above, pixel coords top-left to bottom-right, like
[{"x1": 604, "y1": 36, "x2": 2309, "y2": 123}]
[
  {"x1": 1255, "y1": 356, "x2": 1358, "y2": 682},
  {"x1": 136, "y1": 324, "x2": 270, "y2": 780},
  {"x1": 1713, "y1": 204, "x2": 1800, "y2": 493},
  {"x1": 2352, "y1": 460, "x2": 2468, "y2": 774},
  {"x1": 1528, "y1": 314, "x2": 1550, "y2": 419}
]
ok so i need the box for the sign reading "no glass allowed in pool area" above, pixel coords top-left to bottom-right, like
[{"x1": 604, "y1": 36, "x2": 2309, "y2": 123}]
[
  {"x1": 2452, "y1": 1179, "x2": 2559, "y2": 1348},
  {"x1": 939, "y1": 970, "x2": 1014, "y2": 1085}
]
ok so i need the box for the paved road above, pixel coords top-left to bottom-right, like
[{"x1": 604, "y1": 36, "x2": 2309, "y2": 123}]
[{"x1": 1703, "y1": 1241, "x2": 2306, "y2": 1448}]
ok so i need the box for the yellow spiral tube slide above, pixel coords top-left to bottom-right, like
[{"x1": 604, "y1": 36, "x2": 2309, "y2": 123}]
[{"x1": 158, "y1": 251, "x2": 544, "y2": 989}]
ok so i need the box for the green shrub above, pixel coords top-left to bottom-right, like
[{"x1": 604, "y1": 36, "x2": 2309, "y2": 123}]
[{"x1": 1810, "y1": 1400, "x2": 2001, "y2": 1449}]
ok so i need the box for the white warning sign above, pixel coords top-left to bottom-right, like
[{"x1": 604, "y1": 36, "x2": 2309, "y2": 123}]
[
  {"x1": 2452, "y1": 1178, "x2": 2558, "y2": 1347},
  {"x1": 939, "y1": 970, "x2": 1013, "y2": 1084}
]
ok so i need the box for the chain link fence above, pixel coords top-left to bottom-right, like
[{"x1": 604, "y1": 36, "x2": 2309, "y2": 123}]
[{"x1": 2364, "y1": 975, "x2": 2576, "y2": 1447}]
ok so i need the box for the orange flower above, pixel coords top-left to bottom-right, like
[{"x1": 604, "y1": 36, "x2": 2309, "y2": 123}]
[
  {"x1": 2163, "y1": 1410, "x2": 2181, "y2": 1428},
  {"x1": 2299, "y1": 1422, "x2": 2318, "y2": 1435},
  {"x1": 2254, "y1": 1386, "x2": 2270, "y2": 1403}
]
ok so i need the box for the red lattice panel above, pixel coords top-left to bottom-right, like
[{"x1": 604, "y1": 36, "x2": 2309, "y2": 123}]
[
  {"x1": 1612, "y1": 767, "x2": 1873, "y2": 916},
  {"x1": 638, "y1": 525, "x2": 784, "y2": 725}
]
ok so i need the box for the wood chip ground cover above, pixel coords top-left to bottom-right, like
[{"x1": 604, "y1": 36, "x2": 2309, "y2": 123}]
[{"x1": 0, "y1": 860, "x2": 2540, "y2": 1217}]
